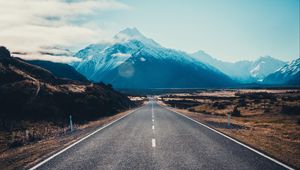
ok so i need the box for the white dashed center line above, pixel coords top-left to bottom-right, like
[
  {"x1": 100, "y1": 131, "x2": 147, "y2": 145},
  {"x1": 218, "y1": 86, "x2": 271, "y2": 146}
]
[
  {"x1": 151, "y1": 101, "x2": 156, "y2": 148},
  {"x1": 151, "y1": 102, "x2": 154, "y2": 117},
  {"x1": 152, "y1": 138, "x2": 156, "y2": 147}
]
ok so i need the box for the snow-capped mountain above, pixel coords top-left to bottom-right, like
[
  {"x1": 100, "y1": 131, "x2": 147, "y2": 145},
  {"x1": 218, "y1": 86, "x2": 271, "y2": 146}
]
[
  {"x1": 249, "y1": 56, "x2": 287, "y2": 81},
  {"x1": 191, "y1": 51, "x2": 252, "y2": 82},
  {"x1": 263, "y1": 58, "x2": 300, "y2": 85},
  {"x1": 191, "y1": 51, "x2": 286, "y2": 83},
  {"x1": 72, "y1": 28, "x2": 236, "y2": 88}
]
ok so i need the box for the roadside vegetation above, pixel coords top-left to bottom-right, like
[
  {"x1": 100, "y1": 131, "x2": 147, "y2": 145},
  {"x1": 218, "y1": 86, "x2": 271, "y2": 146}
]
[{"x1": 160, "y1": 89, "x2": 300, "y2": 168}]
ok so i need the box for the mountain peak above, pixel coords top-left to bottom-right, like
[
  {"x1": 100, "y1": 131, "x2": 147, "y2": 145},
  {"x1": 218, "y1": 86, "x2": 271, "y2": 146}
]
[
  {"x1": 191, "y1": 50, "x2": 215, "y2": 63},
  {"x1": 114, "y1": 27, "x2": 145, "y2": 41},
  {"x1": 114, "y1": 27, "x2": 160, "y2": 47},
  {"x1": 254, "y1": 55, "x2": 285, "y2": 65},
  {"x1": 119, "y1": 27, "x2": 142, "y2": 37},
  {"x1": 258, "y1": 55, "x2": 273, "y2": 61},
  {"x1": 192, "y1": 50, "x2": 208, "y2": 56}
]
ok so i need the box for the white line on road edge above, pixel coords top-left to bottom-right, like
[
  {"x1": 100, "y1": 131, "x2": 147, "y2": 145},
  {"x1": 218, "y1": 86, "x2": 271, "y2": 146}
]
[
  {"x1": 152, "y1": 125, "x2": 155, "y2": 130},
  {"x1": 152, "y1": 138, "x2": 156, "y2": 147},
  {"x1": 29, "y1": 107, "x2": 142, "y2": 170},
  {"x1": 165, "y1": 106, "x2": 294, "y2": 170}
]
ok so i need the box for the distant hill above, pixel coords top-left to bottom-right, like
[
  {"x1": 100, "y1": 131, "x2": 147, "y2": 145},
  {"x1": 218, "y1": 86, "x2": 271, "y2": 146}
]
[
  {"x1": 263, "y1": 58, "x2": 300, "y2": 85},
  {"x1": 191, "y1": 51, "x2": 287, "y2": 83},
  {"x1": 27, "y1": 60, "x2": 88, "y2": 82},
  {"x1": 0, "y1": 46, "x2": 134, "y2": 124},
  {"x1": 72, "y1": 28, "x2": 236, "y2": 88}
]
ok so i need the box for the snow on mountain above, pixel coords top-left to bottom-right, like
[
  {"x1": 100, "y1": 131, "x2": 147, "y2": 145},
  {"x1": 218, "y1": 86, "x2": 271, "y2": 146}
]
[
  {"x1": 263, "y1": 58, "x2": 300, "y2": 85},
  {"x1": 191, "y1": 51, "x2": 286, "y2": 83},
  {"x1": 191, "y1": 51, "x2": 251, "y2": 82},
  {"x1": 113, "y1": 27, "x2": 160, "y2": 48},
  {"x1": 72, "y1": 28, "x2": 235, "y2": 88},
  {"x1": 278, "y1": 58, "x2": 300, "y2": 75},
  {"x1": 75, "y1": 43, "x2": 109, "y2": 60},
  {"x1": 249, "y1": 56, "x2": 287, "y2": 81}
]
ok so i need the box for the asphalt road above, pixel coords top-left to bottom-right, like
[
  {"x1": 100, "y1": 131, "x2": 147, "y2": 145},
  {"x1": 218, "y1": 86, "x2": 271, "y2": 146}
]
[{"x1": 33, "y1": 100, "x2": 289, "y2": 170}]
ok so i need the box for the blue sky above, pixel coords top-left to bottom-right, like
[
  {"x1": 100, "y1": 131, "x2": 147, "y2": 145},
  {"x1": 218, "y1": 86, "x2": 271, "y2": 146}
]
[
  {"x1": 0, "y1": 0, "x2": 299, "y2": 62},
  {"x1": 113, "y1": 0, "x2": 300, "y2": 62}
]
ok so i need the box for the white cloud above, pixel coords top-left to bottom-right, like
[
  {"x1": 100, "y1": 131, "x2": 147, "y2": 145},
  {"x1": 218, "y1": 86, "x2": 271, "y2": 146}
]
[
  {"x1": 112, "y1": 52, "x2": 132, "y2": 57},
  {"x1": 14, "y1": 53, "x2": 82, "y2": 63},
  {"x1": 0, "y1": 0, "x2": 129, "y2": 63}
]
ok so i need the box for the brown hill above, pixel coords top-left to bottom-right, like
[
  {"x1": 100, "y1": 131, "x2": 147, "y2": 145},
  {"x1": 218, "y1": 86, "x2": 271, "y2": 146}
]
[{"x1": 0, "y1": 47, "x2": 135, "y2": 126}]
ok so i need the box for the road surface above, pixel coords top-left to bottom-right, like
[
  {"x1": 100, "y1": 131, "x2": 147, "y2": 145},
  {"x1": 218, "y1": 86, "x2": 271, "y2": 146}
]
[{"x1": 32, "y1": 100, "x2": 290, "y2": 170}]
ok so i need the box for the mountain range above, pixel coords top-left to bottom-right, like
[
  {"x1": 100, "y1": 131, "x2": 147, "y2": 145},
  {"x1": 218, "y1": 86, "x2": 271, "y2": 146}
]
[
  {"x1": 263, "y1": 58, "x2": 300, "y2": 85},
  {"x1": 191, "y1": 51, "x2": 287, "y2": 83},
  {"x1": 13, "y1": 27, "x2": 298, "y2": 88},
  {"x1": 72, "y1": 28, "x2": 236, "y2": 88}
]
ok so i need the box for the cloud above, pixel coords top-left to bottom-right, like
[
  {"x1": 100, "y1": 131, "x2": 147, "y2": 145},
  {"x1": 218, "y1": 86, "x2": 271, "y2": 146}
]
[
  {"x1": 0, "y1": 0, "x2": 129, "y2": 63},
  {"x1": 14, "y1": 53, "x2": 82, "y2": 63},
  {"x1": 112, "y1": 52, "x2": 132, "y2": 57}
]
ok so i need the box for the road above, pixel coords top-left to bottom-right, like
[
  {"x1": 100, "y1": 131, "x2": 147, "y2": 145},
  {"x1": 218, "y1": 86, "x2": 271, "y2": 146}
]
[{"x1": 32, "y1": 100, "x2": 290, "y2": 170}]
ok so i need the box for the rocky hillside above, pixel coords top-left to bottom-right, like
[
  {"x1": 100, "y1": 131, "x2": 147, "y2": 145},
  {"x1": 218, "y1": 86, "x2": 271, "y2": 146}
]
[{"x1": 0, "y1": 46, "x2": 135, "y2": 126}]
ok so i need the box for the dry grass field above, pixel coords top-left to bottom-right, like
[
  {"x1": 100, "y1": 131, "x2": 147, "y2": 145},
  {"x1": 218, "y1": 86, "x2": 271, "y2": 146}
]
[{"x1": 160, "y1": 89, "x2": 300, "y2": 168}]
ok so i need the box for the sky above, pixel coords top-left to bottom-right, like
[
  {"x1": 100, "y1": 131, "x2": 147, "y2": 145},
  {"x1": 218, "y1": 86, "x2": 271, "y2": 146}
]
[{"x1": 0, "y1": 0, "x2": 299, "y2": 63}]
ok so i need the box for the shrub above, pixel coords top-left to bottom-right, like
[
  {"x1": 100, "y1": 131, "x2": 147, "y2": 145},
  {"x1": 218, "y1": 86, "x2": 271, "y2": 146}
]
[
  {"x1": 264, "y1": 107, "x2": 271, "y2": 113},
  {"x1": 8, "y1": 140, "x2": 23, "y2": 148},
  {"x1": 238, "y1": 98, "x2": 246, "y2": 107},
  {"x1": 281, "y1": 105, "x2": 300, "y2": 115},
  {"x1": 28, "y1": 132, "x2": 42, "y2": 142},
  {"x1": 237, "y1": 92, "x2": 276, "y2": 100},
  {"x1": 188, "y1": 107, "x2": 195, "y2": 112},
  {"x1": 231, "y1": 106, "x2": 241, "y2": 117},
  {"x1": 254, "y1": 99, "x2": 260, "y2": 104},
  {"x1": 212, "y1": 102, "x2": 226, "y2": 109},
  {"x1": 202, "y1": 111, "x2": 211, "y2": 115}
]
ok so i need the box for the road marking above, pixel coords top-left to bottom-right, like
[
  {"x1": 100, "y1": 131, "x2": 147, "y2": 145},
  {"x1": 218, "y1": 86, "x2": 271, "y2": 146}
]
[
  {"x1": 151, "y1": 102, "x2": 154, "y2": 116},
  {"x1": 29, "y1": 106, "x2": 143, "y2": 170},
  {"x1": 152, "y1": 138, "x2": 156, "y2": 147},
  {"x1": 152, "y1": 125, "x2": 155, "y2": 130},
  {"x1": 164, "y1": 106, "x2": 294, "y2": 170},
  {"x1": 152, "y1": 118, "x2": 154, "y2": 122}
]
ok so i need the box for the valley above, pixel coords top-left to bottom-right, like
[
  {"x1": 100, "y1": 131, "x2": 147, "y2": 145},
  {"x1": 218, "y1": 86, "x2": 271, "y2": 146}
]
[
  {"x1": 2, "y1": 37, "x2": 299, "y2": 168},
  {"x1": 1, "y1": 1, "x2": 299, "y2": 169}
]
